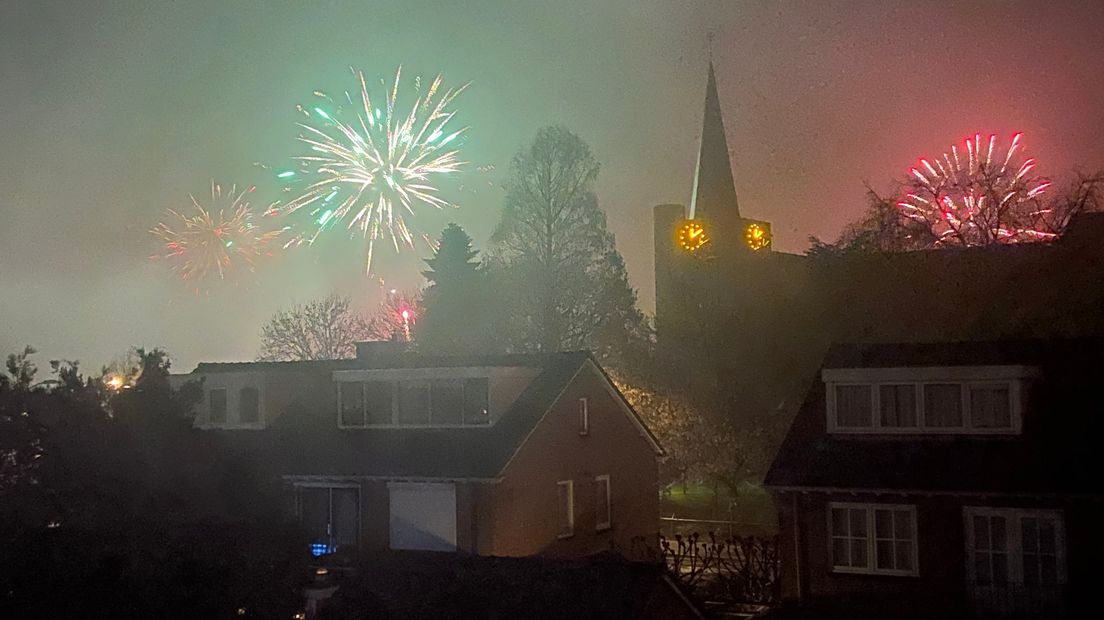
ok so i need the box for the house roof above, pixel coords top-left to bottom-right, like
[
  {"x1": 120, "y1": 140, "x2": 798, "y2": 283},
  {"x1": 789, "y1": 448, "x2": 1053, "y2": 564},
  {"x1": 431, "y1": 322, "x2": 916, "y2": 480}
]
[
  {"x1": 188, "y1": 351, "x2": 659, "y2": 479},
  {"x1": 764, "y1": 338, "x2": 1104, "y2": 496}
]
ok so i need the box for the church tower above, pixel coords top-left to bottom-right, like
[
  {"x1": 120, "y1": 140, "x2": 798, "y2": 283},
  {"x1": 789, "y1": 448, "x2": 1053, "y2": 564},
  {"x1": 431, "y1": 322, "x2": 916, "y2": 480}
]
[
  {"x1": 668, "y1": 61, "x2": 773, "y2": 258},
  {"x1": 689, "y1": 61, "x2": 741, "y2": 232}
]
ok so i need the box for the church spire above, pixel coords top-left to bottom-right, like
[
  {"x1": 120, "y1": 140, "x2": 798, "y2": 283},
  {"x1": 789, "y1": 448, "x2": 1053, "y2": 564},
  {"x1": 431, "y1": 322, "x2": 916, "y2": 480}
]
[{"x1": 688, "y1": 61, "x2": 740, "y2": 226}]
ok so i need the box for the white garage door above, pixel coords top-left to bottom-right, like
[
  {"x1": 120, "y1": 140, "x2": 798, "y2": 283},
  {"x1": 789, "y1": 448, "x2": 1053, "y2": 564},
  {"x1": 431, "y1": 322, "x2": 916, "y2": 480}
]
[{"x1": 388, "y1": 482, "x2": 457, "y2": 551}]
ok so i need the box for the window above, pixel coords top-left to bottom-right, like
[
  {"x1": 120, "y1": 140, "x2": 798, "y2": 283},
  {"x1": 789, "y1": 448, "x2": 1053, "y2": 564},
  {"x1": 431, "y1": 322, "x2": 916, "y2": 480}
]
[
  {"x1": 297, "y1": 485, "x2": 360, "y2": 556},
  {"x1": 823, "y1": 367, "x2": 1033, "y2": 435},
  {"x1": 365, "y1": 381, "x2": 393, "y2": 425},
  {"x1": 209, "y1": 388, "x2": 227, "y2": 424},
  {"x1": 557, "y1": 480, "x2": 574, "y2": 538},
  {"x1": 239, "y1": 387, "x2": 260, "y2": 424},
  {"x1": 964, "y1": 508, "x2": 1064, "y2": 588},
  {"x1": 336, "y1": 377, "x2": 491, "y2": 428},
  {"x1": 595, "y1": 475, "x2": 611, "y2": 531},
  {"x1": 972, "y1": 514, "x2": 1009, "y2": 586},
  {"x1": 388, "y1": 483, "x2": 457, "y2": 552},
  {"x1": 578, "y1": 398, "x2": 590, "y2": 435},
  {"x1": 462, "y1": 378, "x2": 489, "y2": 425},
  {"x1": 924, "y1": 383, "x2": 964, "y2": 427},
  {"x1": 430, "y1": 381, "x2": 464, "y2": 424},
  {"x1": 835, "y1": 384, "x2": 872, "y2": 428},
  {"x1": 879, "y1": 384, "x2": 918, "y2": 428},
  {"x1": 339, "y1": 382, "x2": 364, "y2": 427},
  {"x1": 970, "y1": 385, "x2": 1012, "y2": 429},
  {"x1": 397, "y1": 382, "x2": 430, "y2": 424},
  {"x1": 829, "y1": 503, "x2": 918, "y2": 576}
]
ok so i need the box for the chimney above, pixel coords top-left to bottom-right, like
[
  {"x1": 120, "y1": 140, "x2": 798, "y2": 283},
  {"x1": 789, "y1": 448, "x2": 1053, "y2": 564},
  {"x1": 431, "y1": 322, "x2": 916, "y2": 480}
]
[{"x1": 354, "y1": 340, "x2": 406, "y2": 365}]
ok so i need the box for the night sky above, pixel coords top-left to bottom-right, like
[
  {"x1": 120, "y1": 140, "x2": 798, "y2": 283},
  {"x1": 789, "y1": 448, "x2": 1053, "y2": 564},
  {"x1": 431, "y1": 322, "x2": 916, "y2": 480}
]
[{"x1": 3, "y1": 0, "x2": 1104, "y2": 370}]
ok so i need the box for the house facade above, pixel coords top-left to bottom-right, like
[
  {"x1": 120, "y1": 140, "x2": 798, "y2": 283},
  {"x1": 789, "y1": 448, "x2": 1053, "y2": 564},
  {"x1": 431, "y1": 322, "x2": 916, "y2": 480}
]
[
  {"x1": 171, "y1": 345, "x2": 663, "y2": 560},
  {"x1": 764, "y1": 340, "x2": 1104, "y2": 618}
]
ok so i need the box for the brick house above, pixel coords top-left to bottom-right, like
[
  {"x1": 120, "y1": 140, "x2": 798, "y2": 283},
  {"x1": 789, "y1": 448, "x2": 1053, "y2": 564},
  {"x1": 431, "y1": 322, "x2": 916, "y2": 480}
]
[
  {"x1": 764, "y1": 339, "x2": 1104, "y2": 618},
  {"x1": 170, "y1": 344, "x2": 663, "y2": 559}
]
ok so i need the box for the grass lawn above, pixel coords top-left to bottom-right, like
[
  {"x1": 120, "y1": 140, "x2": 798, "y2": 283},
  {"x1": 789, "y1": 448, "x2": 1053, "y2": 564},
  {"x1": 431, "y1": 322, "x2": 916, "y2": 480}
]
[{"x1": 660, "y1": 481, "x2": 778, "y2": 537}]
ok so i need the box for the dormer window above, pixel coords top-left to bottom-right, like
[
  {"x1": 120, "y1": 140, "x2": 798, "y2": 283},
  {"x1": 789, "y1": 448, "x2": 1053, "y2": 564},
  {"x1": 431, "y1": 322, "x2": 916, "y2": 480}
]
[
  {"x1": 338, "y1": 377, "x2": 490, "y2": 428},
  {"x1": 824, "y1": 366, "x2": 1035, "y2": 435},
  {"x1": 209, "y1": 388, "x2": 228, "y2": 424}
]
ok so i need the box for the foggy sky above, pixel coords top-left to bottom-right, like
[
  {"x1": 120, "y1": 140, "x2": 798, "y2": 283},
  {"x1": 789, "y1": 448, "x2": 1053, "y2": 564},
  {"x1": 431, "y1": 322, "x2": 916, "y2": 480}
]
[{"x1": 3, "y1": 0, "x2": 1104, "y2": 371}]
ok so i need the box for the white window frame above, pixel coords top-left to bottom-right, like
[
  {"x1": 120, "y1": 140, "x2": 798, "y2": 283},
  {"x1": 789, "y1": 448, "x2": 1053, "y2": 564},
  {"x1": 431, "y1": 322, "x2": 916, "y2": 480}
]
[
  {"x1": 823, "y1": 366, "x2": 1031, "y2": 435},
  {"x1": 963, "y1": 507, "x2": 1066, "y2": 586},
  {"x1": 578, "y1": 398, "x2": 589, "y2": 435},
  {"x1": 557, "y1": 480, "x2": 574, "y2": 539},
  {"x1": 336, "y1": 378, "x2": 492, "y2": 429},
  {"x1": 207, "y1": 387, "x2": 229, "y2": 424},
  {"x1": 595, "y1": 475, "x2": 611, "y2": 532},
  {"x1": 828, "y1": 502, "x2": 919, "y2": 577}
]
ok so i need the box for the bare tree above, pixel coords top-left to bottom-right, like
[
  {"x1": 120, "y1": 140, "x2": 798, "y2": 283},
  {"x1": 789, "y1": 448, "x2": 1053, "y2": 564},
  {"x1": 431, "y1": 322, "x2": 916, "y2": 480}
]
[
  {"x1": 258, "y1": 295, "x2": 370, "y2": 361},
  {"x1": 365, "y1": 290, "x2": 422, "y2": 343}
]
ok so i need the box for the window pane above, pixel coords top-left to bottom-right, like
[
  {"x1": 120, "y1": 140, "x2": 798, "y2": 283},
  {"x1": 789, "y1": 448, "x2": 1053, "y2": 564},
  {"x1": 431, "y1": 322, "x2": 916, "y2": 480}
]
[
  {"x1": 1039, "y1": 557, "x2": 1058, "y2": 585},
  {"x1": 1038, "y1": 520, "x2": 1056, "y2": 554},
  {"x1": 974, "y1": 516, "x2": 990, "y2": 551},
  {"x1": 462, "y1": 378, "x2": 489, "y2": 425},
  {"x1": 300, "y1": 487, "x2": 330, "y2": 544},
  {"x1": 832, "y1": 538, "x2": 849, "y2": 567},
  {"x1": 398, "y1": 383, "x2": 430, "y2": 424},
  {"x1": 430, "y1": 382, "x2": 463, "y2": 424},
  {"x1": 331, "y1": 487, "x2": 359, "y2": 549},
  {"x1": 992, "y1": 553, "x2": 1008, "y2": 585},
  {"x1": 339, "y1": 382, "x2": 364, "y2": 426},
  {"x1": 239, "y1": 387, "x2": 260, "y2": 424},
  {"x1": 850, "y1": 539, "x2": 868, "y2": 568},
  {"x1": 365, "y1": 381, "x2": 393, "y2": 425},
  {"x1": 209, "y1": 389, "x2": 227, "y2": 423},
  {"x1": 831, "y1": 508, "x2": 848, "y2": 536},
  {"x1": 880, "y1": 384, "x2": 917, "y2": 427},
  {"x1": 876, "y1": 540, "x2": 894, "y2": 569},
  {"x1": 975, "y1": 554, "x2": 992, "y2": 584},
  {"x1": 875, "y1": 510, "x2": 893, "y2": 538},
  {"x1": 849, "y1": 508, "x2": 867, "y2": 536},
  {"x1": 596, "y1": 478, "x2": 610, "y2": 527},
  {"x1": 970, "y1": 385, "x2": 1011, "y2": 428},
  {"x1": 1022, "y1": 518, "x2": 1038, "y2": 553},
  {"x1": 897, "y1": 510, "x2": 913, "y2": 539},
  {"x1": 924, "y1": 384, "x2": 963, "y2": 427},
  {"x1": 990, "y1": 517, "x2": 1007, "y2": 550},
  {"x1": 558, "y1": 482, "x2": 573, "y2": 536},
  {"x1": 836, "y1": 384, "x2": 872, "y2": 427},
  {"x1": 895, "y1": 541, "x2": 913, "y2": 571}
]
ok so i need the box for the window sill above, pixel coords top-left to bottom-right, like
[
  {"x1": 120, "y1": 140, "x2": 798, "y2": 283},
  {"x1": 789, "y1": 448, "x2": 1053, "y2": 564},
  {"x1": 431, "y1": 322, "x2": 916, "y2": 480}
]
[
  {"x1": 596, "y1": 524, "x2": 611, "y2": 533},
  {"x1": 557, "y1": 532, "x2": 574, "y2": 540},
  {"x1": 831, "y1": 566, "x2": 918, "y2": 578}
]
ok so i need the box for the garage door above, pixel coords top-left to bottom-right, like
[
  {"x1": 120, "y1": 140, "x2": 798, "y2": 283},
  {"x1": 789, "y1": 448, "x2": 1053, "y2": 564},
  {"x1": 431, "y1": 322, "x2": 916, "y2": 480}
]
[{"x1": 388, "y1": 482, "x2": 457, "y2": 551}]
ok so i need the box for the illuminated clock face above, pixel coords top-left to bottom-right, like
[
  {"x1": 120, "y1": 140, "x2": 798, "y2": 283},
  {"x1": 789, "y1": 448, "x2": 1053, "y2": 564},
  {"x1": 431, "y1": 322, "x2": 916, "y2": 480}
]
[
  {"x1": 677, "y1": 221, "x2": 709, "y2": 252},
  {"x1": 745, "y1": 223, "x2": 771, "y2": 251}
]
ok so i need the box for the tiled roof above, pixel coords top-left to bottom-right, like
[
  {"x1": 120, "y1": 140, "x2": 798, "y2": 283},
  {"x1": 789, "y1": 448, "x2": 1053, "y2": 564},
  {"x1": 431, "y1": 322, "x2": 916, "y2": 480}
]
[
  {"x1": 200, "y1": 352, "x2": 601, "y2": 479},
  {"x1": 765, "y1": 338, "x2": 1104, "y2": 495}
]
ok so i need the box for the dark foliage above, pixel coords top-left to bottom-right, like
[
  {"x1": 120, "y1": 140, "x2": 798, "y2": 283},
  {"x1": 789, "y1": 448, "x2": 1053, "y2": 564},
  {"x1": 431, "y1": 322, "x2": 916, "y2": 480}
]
[
  {"x1": 417, "y1": 223, "x2": 498, "y2": 353},
  {"x1": 0, "y1": 347, "x2": 307, "y2": 618}
]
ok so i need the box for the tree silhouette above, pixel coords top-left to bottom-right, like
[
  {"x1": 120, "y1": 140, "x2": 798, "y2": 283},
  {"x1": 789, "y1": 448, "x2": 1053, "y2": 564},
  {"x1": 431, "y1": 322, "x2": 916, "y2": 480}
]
[
  {"x1": 258, "y1": 294, "x2": 371, "y2": 360},
  {"x1": 418, "y1": 224, "x2": 496, "y2": 353},
  {"x1": 490, "y1": 125, "x2": 650, "y2": 365}
]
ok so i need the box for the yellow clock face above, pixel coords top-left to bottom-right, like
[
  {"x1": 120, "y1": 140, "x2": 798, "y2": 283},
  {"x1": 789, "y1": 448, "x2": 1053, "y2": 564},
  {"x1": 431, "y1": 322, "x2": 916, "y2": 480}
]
[
  {"x1": 677, "y1": 221, "x2": 709, "y2": 252},
  {"x1": 745, "y1": 223, "x2": 771, "y2": 251}
]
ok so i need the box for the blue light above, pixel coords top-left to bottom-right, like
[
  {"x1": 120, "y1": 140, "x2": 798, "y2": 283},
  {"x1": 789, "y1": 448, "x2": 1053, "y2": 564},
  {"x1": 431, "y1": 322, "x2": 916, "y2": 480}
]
[{"x1": 310, "y1": 542, "x2": 337, "y2": 557}]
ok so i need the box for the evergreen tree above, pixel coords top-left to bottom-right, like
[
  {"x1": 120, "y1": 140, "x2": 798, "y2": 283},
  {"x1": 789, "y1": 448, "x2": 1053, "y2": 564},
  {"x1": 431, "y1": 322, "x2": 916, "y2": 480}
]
[
  {"x1": 418, "y1": 223, "x2": 495, "y2": 353},
  {"x1": 489, "y1": 125, "x2": 650, "y2": 365}
]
